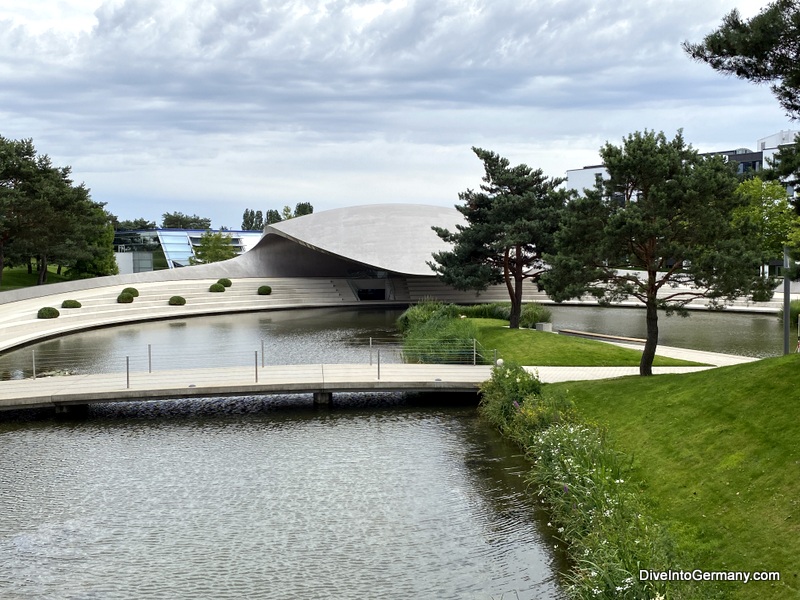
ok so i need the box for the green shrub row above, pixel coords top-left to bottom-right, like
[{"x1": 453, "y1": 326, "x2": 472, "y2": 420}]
[
  {"x1": 37, "y1": 280, "x2": 279, "y2": 317},
  {"x1": 398, "y1": 301, "x2": 483, "y2": 364},
  {"x1": 480, "y1": 364, "x2": 689, "y2": 600},
  {"x1": 39, "y1": 283, "x2": 271, "y2": 316},
  {"x1": 397, "y1": 300, "x2": 551, "y2": 364},
  {"x1": 397, "y1": 300, "x2": 551, "y2": 333}
]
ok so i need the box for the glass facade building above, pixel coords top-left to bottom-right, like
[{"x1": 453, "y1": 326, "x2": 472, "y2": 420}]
[{"x1": 113, "y1": 229, "x2": 263, "y2": 272}]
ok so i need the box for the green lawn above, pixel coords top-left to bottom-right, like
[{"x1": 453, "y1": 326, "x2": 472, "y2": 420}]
[
  {"x1": 551, "y1": 355, "x2": 800, "y2": 600},
  {"x1": 0, "y1": 265, "x2": 70, "y2": 291},
  {"x1": 471, "y1": 318, "x2": 705, "y2": 367}
]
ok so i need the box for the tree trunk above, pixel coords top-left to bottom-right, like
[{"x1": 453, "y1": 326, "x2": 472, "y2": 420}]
[
  {"x1": 37, "y1": 255, "x2": 48, "y2": 285},
  {"x1": 640, "y1": 298, "x2": 658, "y2": 376},
  {"x1": 505, "y1": 246, "x2": 524, "y2": 328}
]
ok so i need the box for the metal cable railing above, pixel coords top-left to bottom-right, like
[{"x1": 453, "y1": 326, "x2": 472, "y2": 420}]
[{"x1": 0, "y1": 337, "x2": 499, "y2": 381}]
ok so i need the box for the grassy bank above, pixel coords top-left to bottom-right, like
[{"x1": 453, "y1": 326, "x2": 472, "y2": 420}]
[
  {"x1": 471, "y1": 318, "x2": 704, "y2": 367},
  {"x1": 552, "y1": 355, "x2": 800, "y2": 600},
  {"x1": 1, "y1": 265, "x2": 70, "y2": 291},
  {"x1": 398, "y1": 302, "x2": 703, "y2": 367}
]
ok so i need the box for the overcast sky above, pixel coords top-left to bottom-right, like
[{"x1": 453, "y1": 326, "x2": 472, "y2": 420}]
[{"x1": 1, "y1": 0, "x2": 795, "y2": 228}]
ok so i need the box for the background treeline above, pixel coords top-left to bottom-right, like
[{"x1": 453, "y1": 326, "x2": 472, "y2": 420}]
[
  {"x1": 0, "y1": 136, "x2": 117, "y2": 285},
  {"x1": 241, "y1": 202, "x2": 314, "y2": 230},
  {"x1": 115, "y1": 203, "x2": 316, "y2": 233}
]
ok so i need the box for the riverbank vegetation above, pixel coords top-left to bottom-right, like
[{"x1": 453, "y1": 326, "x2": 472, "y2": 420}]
[
  {"x1": 480, "y1": 363, "x2": 691, "y2": 598},
  {"x1": 481, "y1": 355, "x2": 800, "y2": 599}
]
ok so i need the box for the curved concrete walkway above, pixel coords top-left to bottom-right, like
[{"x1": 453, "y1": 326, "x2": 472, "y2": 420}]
[{"x1": 0, "y1": 344, "x2": 754, "y2": 412}]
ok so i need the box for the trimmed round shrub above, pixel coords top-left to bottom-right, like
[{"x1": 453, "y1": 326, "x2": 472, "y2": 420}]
[
  {"x1": 61, "y1": 299, "x2": 82, "y2": 309},
  {"x1": 209, "y1": 283, "x2": 225, "y2": 293},
  {"x1": 37, "y1": 307, "x2": 60, "y2": 319},
  {"x1": 121, "y1": 287, "x2": 140, "y2": 297},
  {"x1": 257, "y1": 285, "x2": 272, "y2": 296},
  {"x1": 168, "y1": 296, "x2": 186, "y2": 306},
  {"x1": 117, "y1": 292, "x2": 135, "y2": 303},
  {"x1": 217, "y1": 278, "x2": 232, "y2": 288}
]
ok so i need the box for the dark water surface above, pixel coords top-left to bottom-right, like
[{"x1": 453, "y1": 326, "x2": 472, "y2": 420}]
[{"x1": 0, "y1": 399, "x2": 565, "y2": 599}]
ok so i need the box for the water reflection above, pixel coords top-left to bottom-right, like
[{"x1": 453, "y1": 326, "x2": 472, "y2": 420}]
[
  {"x1": 0, "y1": 307, "x2": 407, "y2": 379},
  {"x1": 0, "y1": 398, "x2": 565, "y2": 599},
  {"x1": 548, "y1": 305, "x2": 783, "y2": 358}
]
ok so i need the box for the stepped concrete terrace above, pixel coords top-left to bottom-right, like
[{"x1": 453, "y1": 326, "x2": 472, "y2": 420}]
[{"x1": 0, "y1": 277, "x2": 365, "y2": 353}]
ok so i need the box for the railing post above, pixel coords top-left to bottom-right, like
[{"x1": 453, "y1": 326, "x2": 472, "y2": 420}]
[
  {"x1": 32, "y1": 350, "x2": 36, "y2": 380},
  {"x1": 377, "y1": 349, "x2": 381, "y2": 380},
  {"x1": 261, "y1": 339, "x2": 265, "y2": 368},
  {"x1": 369, "y1": 337, "x2": 373, "y2": 366},
  {"x1": 255, "y1": 351, "x2": 259, "y2": 383},
  {"x1": 126, "y1": 356, "x2": 130, "y2": 389},
  {"x1": 473, "y1": 338, "x2": 477, "y2": 365},
  {"x1": 494, "y1": 349, "x2": 498, "y2": 365},
  {"x1": 148, "y1": 344, "x2": 152, "y2": 373}
]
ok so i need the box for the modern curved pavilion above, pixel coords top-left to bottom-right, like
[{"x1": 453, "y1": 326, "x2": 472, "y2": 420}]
[{"x1": 0, "y1": 204, "x2": 544, "y2": 352}]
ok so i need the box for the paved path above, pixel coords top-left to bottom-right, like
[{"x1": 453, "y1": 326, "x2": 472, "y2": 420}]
[{"x1": 0, "y1": 340, "x2": 756, "y2": 412}]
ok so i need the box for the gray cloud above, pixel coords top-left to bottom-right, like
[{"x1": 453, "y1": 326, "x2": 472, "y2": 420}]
[{"x1": 0, "y1": 0, "x2": 791, "y2": 225}]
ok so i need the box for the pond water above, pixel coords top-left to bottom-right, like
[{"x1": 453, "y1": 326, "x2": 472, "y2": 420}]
[
  {"x1": 0, "y1": 303, "x2": 783, "y2": 599},
  {"x1": 548, "y1": 304, "x2": 783, "y2": 358},
  {"x1": 0, "y1": 307, "x2": 571, "y2": 599},
  {"x1": 0, "y1": 400, "x2": 565, "y2": 599}
]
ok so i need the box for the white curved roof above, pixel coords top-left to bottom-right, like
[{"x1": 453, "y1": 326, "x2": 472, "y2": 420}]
[{"x1": 262, "y1": 204, "x2": 464, "y2": 276}]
